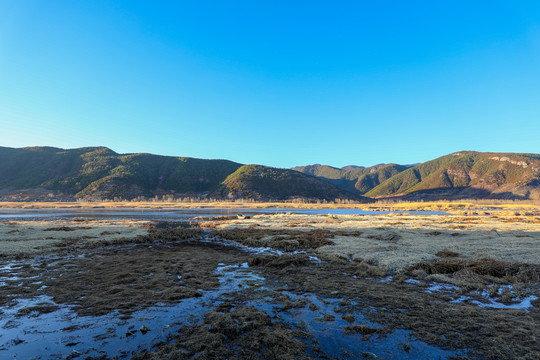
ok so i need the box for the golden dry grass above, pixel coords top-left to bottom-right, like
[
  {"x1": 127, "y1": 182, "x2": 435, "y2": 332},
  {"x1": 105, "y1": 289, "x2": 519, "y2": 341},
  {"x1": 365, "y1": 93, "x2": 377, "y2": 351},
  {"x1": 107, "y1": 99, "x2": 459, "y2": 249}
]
[
  {"x1": 1, "y1": 199, "x2": 539, "y2": 211},
  {"x1": 215, "y1": 212, "x2": 540, "y2": 273},
  {"x1": 0, "y1": 219, "x2": 149, "y2": 255}
]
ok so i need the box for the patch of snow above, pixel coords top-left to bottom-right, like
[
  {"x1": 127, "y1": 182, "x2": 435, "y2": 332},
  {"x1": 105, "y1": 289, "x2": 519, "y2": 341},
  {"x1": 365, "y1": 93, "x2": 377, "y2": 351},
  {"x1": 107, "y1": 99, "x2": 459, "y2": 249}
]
[
  {"x1": 405, "y1": 278, "x2": 420, "y2": 284},
  {"x1": 472, "y1": 296, "x2": 538, "y2": 311},
  {"x1": 497, "y1": 285, "x2": 513, "y2": 295},
  {"x1": 447, "y1": 285, "x2": 537, "y2": 312},
  {"x1": 450, "y1": 295, "x2": 471, "y2": 304},
  {"x1": 425, "y1": 283, "x2": 458, "y2": 294},
  {"x1": 203, "y1": 236, "x2": 322, "y2": 264}
]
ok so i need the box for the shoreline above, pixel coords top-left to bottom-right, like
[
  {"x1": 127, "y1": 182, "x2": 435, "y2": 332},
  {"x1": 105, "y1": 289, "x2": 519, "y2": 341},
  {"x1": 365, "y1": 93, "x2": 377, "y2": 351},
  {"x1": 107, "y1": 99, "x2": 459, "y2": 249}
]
[{"x1": 1, "y1": 199, "x2": 540, "y2": 212}]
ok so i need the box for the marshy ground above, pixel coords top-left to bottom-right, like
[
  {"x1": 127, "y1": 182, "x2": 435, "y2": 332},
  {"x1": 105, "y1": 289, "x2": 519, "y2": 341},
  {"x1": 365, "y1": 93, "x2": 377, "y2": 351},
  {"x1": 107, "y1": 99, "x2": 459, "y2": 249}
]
[{"x1": 0, "y1": 207, "x2": 538, "y2": 359}]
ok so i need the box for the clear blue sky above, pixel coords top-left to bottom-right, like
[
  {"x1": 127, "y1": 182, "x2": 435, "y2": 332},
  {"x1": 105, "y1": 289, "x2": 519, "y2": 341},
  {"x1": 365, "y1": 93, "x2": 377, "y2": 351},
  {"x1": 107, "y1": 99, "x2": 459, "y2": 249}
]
[{"x1": 1, "y1": 1, "x2": 539, "y2": 168}]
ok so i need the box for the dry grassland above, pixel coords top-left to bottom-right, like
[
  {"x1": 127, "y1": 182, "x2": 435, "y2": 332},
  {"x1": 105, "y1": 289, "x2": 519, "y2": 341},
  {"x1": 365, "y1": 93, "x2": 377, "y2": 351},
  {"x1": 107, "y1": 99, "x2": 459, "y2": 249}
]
[
  {"x1": 0, "y1": 219, "x2": 150, "y2": 256},
  {"x1": 1, "y1": 200, "x2": 540, "y2": 211},
  {"x1": 213, "y1": 212, "x2": 540, "y2": 273}
]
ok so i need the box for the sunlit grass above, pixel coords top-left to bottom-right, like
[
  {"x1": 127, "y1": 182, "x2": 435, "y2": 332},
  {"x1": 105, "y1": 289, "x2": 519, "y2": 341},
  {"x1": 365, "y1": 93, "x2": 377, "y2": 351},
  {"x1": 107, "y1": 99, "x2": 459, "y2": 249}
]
[{"x1": 0, "y1": 199, "x2": 539, "y2": 211}]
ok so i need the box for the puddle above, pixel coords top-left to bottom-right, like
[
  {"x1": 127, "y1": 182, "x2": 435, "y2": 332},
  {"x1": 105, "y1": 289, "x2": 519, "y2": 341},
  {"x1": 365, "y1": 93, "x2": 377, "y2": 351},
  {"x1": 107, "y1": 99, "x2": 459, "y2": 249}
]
[
  {"x1": 0, "y1": 258, "x2": 464, "y2": 359},
  {"x1": 405, "y1": 279, "x2": 538, "y2": 312},
  {"x1": 472, "y1": 295, "x2": 538, "y2": 310},
  {"x1": 0, "y1": 263, "x2": 265, "y2": 359},
  {"x1": 202, "y1": 235, "x2": 290, "y2": 256},
  {"x1": 425, "y1": 283, "x2": 459, "y2": 293},
  {"x1": 0, "y1": 208, "x2": 448, "y2": 222},
  {"x1": 245, "y1": 291, "x2": 460, "y2": 359},
  {"x1": 450, "y1": 292, "x2": 538, "y2": 311}
]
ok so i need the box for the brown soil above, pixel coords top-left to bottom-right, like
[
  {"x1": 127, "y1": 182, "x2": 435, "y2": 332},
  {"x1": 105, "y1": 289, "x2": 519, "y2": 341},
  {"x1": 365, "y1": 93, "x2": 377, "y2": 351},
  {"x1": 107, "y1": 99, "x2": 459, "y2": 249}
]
[
  {"x1": 16, "y1": 303, "x2": 59, "y2": 317},
  {"x1": 43, "y1": 226, "x2": 79, "y2": 231},
  {"x1": 322, "y1": 313, "x2": 335, "y2": 322},
  {"x1": 40, "y1": 224, "x2": 204, "y2": 254},
  {"x1": 142, "y1": 225, "x2": 204, "y2": 242},
  {"x1": 366, "y1": 232, "x2": 402, "y2": 242},
  {"x1": 132, "y1": 306, "x2": 313, "y2": 360}
]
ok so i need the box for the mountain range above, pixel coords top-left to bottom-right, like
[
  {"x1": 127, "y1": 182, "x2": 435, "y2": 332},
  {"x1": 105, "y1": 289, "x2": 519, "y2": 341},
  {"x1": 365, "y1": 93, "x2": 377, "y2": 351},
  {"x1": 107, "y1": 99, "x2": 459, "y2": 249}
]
[
  {"x1": 0, "y1": 146, "x2": 539, "y2": 202},
  {"x1": 292, "y1": 163, "x2": 411, "y2": 195},
  {"x1": 295, "y1": 151, "x2": 540, "y2": 200},
  {"x1": 0, "y1": 146, "x2": 369, "y2": 202}
]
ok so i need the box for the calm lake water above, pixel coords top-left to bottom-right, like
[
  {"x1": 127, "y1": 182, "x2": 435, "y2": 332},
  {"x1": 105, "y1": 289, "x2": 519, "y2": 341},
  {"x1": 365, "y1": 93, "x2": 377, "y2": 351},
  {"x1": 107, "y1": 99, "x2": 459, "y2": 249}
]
[{"x1": 0, "y1": 208, "x2": 447, "y2": 221}]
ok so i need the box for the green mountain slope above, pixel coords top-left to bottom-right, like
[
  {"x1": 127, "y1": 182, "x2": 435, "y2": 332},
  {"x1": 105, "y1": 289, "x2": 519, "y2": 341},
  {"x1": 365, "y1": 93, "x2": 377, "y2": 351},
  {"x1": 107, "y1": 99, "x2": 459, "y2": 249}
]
[
  {"x1": 0, "y1": 146, "x2": 369, "y2": 201},
  {"x1": 354, "y1": 164, "x2": 410, "y2": 194},
  {"x1": 2, "y1": 147, "x2": 538, "y2": 201},
  {"x1": 292, "y1": 163, "x2": 409, "y2": 194},
  {"x1": 291, "y1": 164, "x2": 364, "y2": 193},
  {"x1": 366, "y1": 151, "x2": 540, "y2": 200},
  {"x1": 212, "y1": 165, "x2": 372, "y2": 202},
  {"x1": 0, "y1": 146, "x2": 242, "y2": 200}
]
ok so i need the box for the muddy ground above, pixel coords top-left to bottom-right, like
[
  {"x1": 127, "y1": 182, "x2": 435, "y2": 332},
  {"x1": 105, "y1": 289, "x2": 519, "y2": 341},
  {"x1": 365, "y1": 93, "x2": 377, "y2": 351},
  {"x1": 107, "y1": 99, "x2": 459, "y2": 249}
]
[
  {"x1": 0, "y1": 241, "x2": 242, "y2": 318},
  {"x1": 0, "y1": 215, "x2": 539, "y2": 359}
]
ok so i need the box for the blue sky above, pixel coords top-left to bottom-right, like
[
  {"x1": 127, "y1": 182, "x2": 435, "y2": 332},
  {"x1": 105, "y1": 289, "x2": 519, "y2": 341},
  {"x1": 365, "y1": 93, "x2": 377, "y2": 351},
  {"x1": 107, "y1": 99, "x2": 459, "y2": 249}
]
[{"x1": 1, "y1": 1, "x2": 539, "y2": 168}]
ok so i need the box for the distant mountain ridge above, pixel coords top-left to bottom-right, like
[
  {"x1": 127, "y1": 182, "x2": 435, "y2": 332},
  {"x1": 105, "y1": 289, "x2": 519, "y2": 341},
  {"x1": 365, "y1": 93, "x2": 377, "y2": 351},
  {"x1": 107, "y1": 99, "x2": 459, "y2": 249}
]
[
  {"x1": 293, "y1": 151, "x2": 540, "y2": 200},
  {"x1": 1, "y1": 147, "x2": 539, "y2": 201},
  {"x1": 292, "y1": 163, "x2": 411, "y2": 194},
  {"x1": 212, "y1": 165, "x2": 369, "y2": 202},
  {"x1": 365, "y1": 151, "x2": 540, "y2": 200},
  {"x1": 0, "y1": 146, "x2": 368, "y2": 202}
]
